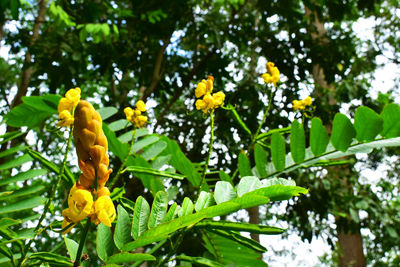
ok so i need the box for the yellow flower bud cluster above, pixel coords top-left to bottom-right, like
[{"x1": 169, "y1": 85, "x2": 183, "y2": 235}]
[
  {"x1": 124, "y1": 100, "x2": 147, "y2": 128},
  {"x1": 57, "y1": 87, "x2": 81, "y2": 127},
  {"x1": 62, "y1": 100, "x2": 115, "y2": 233},
  {"x1": 292, "y1": 96, "x2": 313, "y2": 111},
  {"x1": 195, "y1": 75, "x2": 225, "y2": 113},
  {"x1": 262, "y1": 62, "x2": 280, "y2": 85}
]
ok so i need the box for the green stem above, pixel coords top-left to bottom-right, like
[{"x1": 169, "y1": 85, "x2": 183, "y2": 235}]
[
  {"x1": 109, "y1": 129, "x2": 136, "y2": 188},
  {"x1": 252, "y1": 87, "x2": 275, "y2": 146},
  {"x1": 232, "y1": 86, "x2": 275, "y2": 180},
  {"x1": 200, "y1": 111, "x2": 215, "y2": 189},
  {"x1": 73, "y1": 218, "x2": 91, "y2": 267},
  {"x1": 18, "y1": 125, "x2": 74, "y2": 267},
  {"x1": 156, "y1": 230, "x2": 186, "y2": 267}
]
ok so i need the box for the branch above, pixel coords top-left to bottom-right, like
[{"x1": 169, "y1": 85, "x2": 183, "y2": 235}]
[
  {"x1": 154, "y1": 0, "x2": 250, "y2": 131},
  {"x1": 141, "y1": 39, "x2": 171, "y2": 101},
  {"x1": 11, "y1": 0, "x2": 48, "y2": 108}
]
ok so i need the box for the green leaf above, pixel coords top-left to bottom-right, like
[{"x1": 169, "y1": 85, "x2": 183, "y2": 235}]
[
  {"x1": 381, "y1": 103, "x2": 400, "y2": 138},
  {"x1": 331, "y1": 113, "x2": 356, "y2": 152},
  {"x1": 271, "y1": 132, "x2": 286, "y2": 171},
  {"x1": 64, "y1": 237, "x2": 78, "y2": 261},
  {"x1": 151, "y1": 155, "x2": 171, "y2": 170},
  {"x1": 131, "y1": 196, "x2": 150, "y2": 239},
  {"x1": 195, "y1": 191, "x2": 214, "y2": 212},
  {"x1": 140, "y1": 212, "x2": 206, "y2": 240},
  {"x1": 254, "y1": 144, "x2": 268, "y2": 177},
  {"x1": 237, "y1": 176, "x2": 262, "y2": 197},
  {"x1": 195, "y1": 220, "x2": 285, "y2": 235},
  {"x1": 27, "y1": 149, "x2": 75, "y2": 185},
  {"x1": 28, "y1": 252, "x2": 72, "y2": 266},
  {"x1": 0, "y1": 154, "x2": 32, "y2": 170},
  {"x1": 106, "y1": 252, "x2": 155, "y2": 264},
  {"x1": 0, "y1": 169, "x2": 47, "y2": 186},
  {"x1": 22, "y1": 96, "x2": 57, "y2": 113},
  {"x1": 5, "y1": 103, "x2": 53, "y2": 127},
  {"x1": 0, "y1": 185, "x2": 45, "y2": 201},
  {"x1": 103, "y1": 124, "x2": 129, "y2": 160},
  {"x1": 98, "y1": 107, "x2": 118, "y2": 120},
  {"x1": 214, "y1": 181, "x2": 237, "y2": 204},
  {"x1": 175, "y1": 255, "x2": 223, "y2": 267},
  {"x1": 0, "y1": 196, "x2": 46, "y2": 215},
  {"x1": 142, "y1": 141, "x2": 167, "y2": 160},
  {"x1": 354, "y1": 106, "x2": 383, "y2": 142},
  {"x1": 179, "y1": 197, "x2": 194, "y2": 217},
  {"x1": 0, "y1": 144, "x2": 26, "y2": 158},
  {"x1": 218, "y1": 171, "x2": 233, "y2": 185},
  {"x1": 256, "y1": 126, "x2": 291, "y2": 141},
  {"x1": 310, "y1": 117, "x2": 329, "y2": 156},
  {"x1": 238, "y1": 152, "x2": 252, "y2": 178},
  {"x1": 108, "y1": 119, "x2": 128, "y2": 131},
  {"x1": 245, "y1": 184, "x2": 307, "y2": 201},
  {"x1": 121, "y1": 234, "x2": 169, "y2": 252},
  {"x1": 202, "y1": 231, "x2": 268, "y2": 267},
  {"x1": 132, "y1": 136, "x2": 160, "y2": 152},
  {"x1": 148, "y1": 191, "x2": 168, "y2": 229},
  {"x1": 0, "y1": 131, "x2": 24, "y2": 145},
  {"x1": 118, "y1": 131, "x2": 134, "y2": 143},
  {"x1": 290, "y1": 120, "x2": 305, "y2": 163},
  {"x1": 114, "y1": 205, "x2": 132, "y2": 250},
  {"x1": 97, "y1": 223, "x2": 114, "y2": 262},
  {"x1": 163, "y1": 202, "x2": 178, "y2": 222},
  {"x1": 161, "y1": 137, "x2": 201, "y2": 186},
  {"x1": 208, "y1": 229, "x2": 267, "y2": 253},
  {"x1": 125, "y1": 166, "x2": 184, "y2": 180}
]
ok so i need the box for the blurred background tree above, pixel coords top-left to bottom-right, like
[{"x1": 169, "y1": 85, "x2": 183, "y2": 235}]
[{"x1": 1, "y1": 0, "x2": 399, "y2": 265}]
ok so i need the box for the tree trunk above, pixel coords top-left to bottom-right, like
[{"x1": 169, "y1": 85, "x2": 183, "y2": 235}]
[
  {"x1": 0, "y1": 0, "x2": 47, "y2": 158},
  {"x1": 338, "y1": 229, "x2": 366, "y2": 267},
  {"x1": 305, "y1": 5, "x2": 366, "y2": 266}
]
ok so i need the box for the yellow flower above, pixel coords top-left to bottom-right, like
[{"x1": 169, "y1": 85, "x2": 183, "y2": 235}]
[
  {"x1": 65, "y1": 87, "x2": 81, "y2": 107},
  {"x1": 64, "y1": 187, "x2": 93, "y2": 223},
  {"x1": 125, "y1": 101, "x2": 148, "y2": 128},
  {"x1": 57, "y1": 97, "x2": 73, "y2": 113},
  {"x1": 195, "y1": 76, "x2": 214, "y2": 98},
  {"x1": 195, "y1": 99, "x2": 206, "y2": 110},
  {"x1": 292, "y1": 100, "x2": 306, "y2": 111},
  {"x1": 195, "y1": 80, "x2": 207, "y2": 98},
  {"x1": 91, "y1": 195, "x2": 116, "y2": 227},
  {"x1": 262, "y1": 62, "x2": 280, "y2": 85},
  {"x1": 304, "y1": 96, "x2": 312, "y2": 106},
  {"x1": 212, "y1": 91, "x2": 225, "y2": 108},
  {"x1": 57, "y1": 110, "x2": 75, "y2": 127},
  {"x1": 124, "y1": 107, "x2": 134, "y2": 121},
  {"x1": 136, "y1": 100, "x2": 146, "y2": 112}
]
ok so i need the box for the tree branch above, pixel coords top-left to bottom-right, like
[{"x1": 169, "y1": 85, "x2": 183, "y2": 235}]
[
  {"x1": 141, "y1": 39, "x2": 170, "y2": 101},
  {"x1": 11, "y1": 0, "x2": 48, "y2": 108}
]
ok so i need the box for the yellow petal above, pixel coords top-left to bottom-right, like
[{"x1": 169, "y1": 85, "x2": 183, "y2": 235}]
[{"x1": 136, "y1": 100, "x2": 146, "y2": 112}]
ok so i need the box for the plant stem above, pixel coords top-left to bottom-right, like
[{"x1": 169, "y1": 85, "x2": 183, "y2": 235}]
[
  {"x1": 200, "y1": 111, "x2": 215, "y2": 189},
  {"x1": 251, "y1": 87, "x2": 275, "y2": 147},
  {"x1": 18, "y1": 125, "x2": 74, "y2": 267},
  {"x1": 73, "y1": 218, "x2": 91, "y2": 267},
  {"x1": 232, "y1": 86, "x2": 275, "y2": 180},
  {"x1": 109, "y1": 129, "x2": 136, "y2": 188}
]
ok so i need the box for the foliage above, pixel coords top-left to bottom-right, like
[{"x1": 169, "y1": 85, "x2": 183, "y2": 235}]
[{"x1": 1, "y1": 0, "x2": 400, "y2": 266}]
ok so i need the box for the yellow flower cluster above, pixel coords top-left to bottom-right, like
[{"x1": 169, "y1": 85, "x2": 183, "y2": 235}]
[
  {"x1": 57, "y1": 87, "x2": 81, "y2": 127},
  {"x1": 292, "y1": 96, "x2": 313, "y2": 111},
  {"x1": 124, "y1": 100, "x2": 147, "y2": 128},
  {"x1": 262, "y1": 62, "x2": 280, "y2": 85},
  {"x1": 62, "y1": 100, "x2": 115, "y2": 233},
  {"x1": 195, "y1": 75, "x2": 225, "y2": 113}
]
